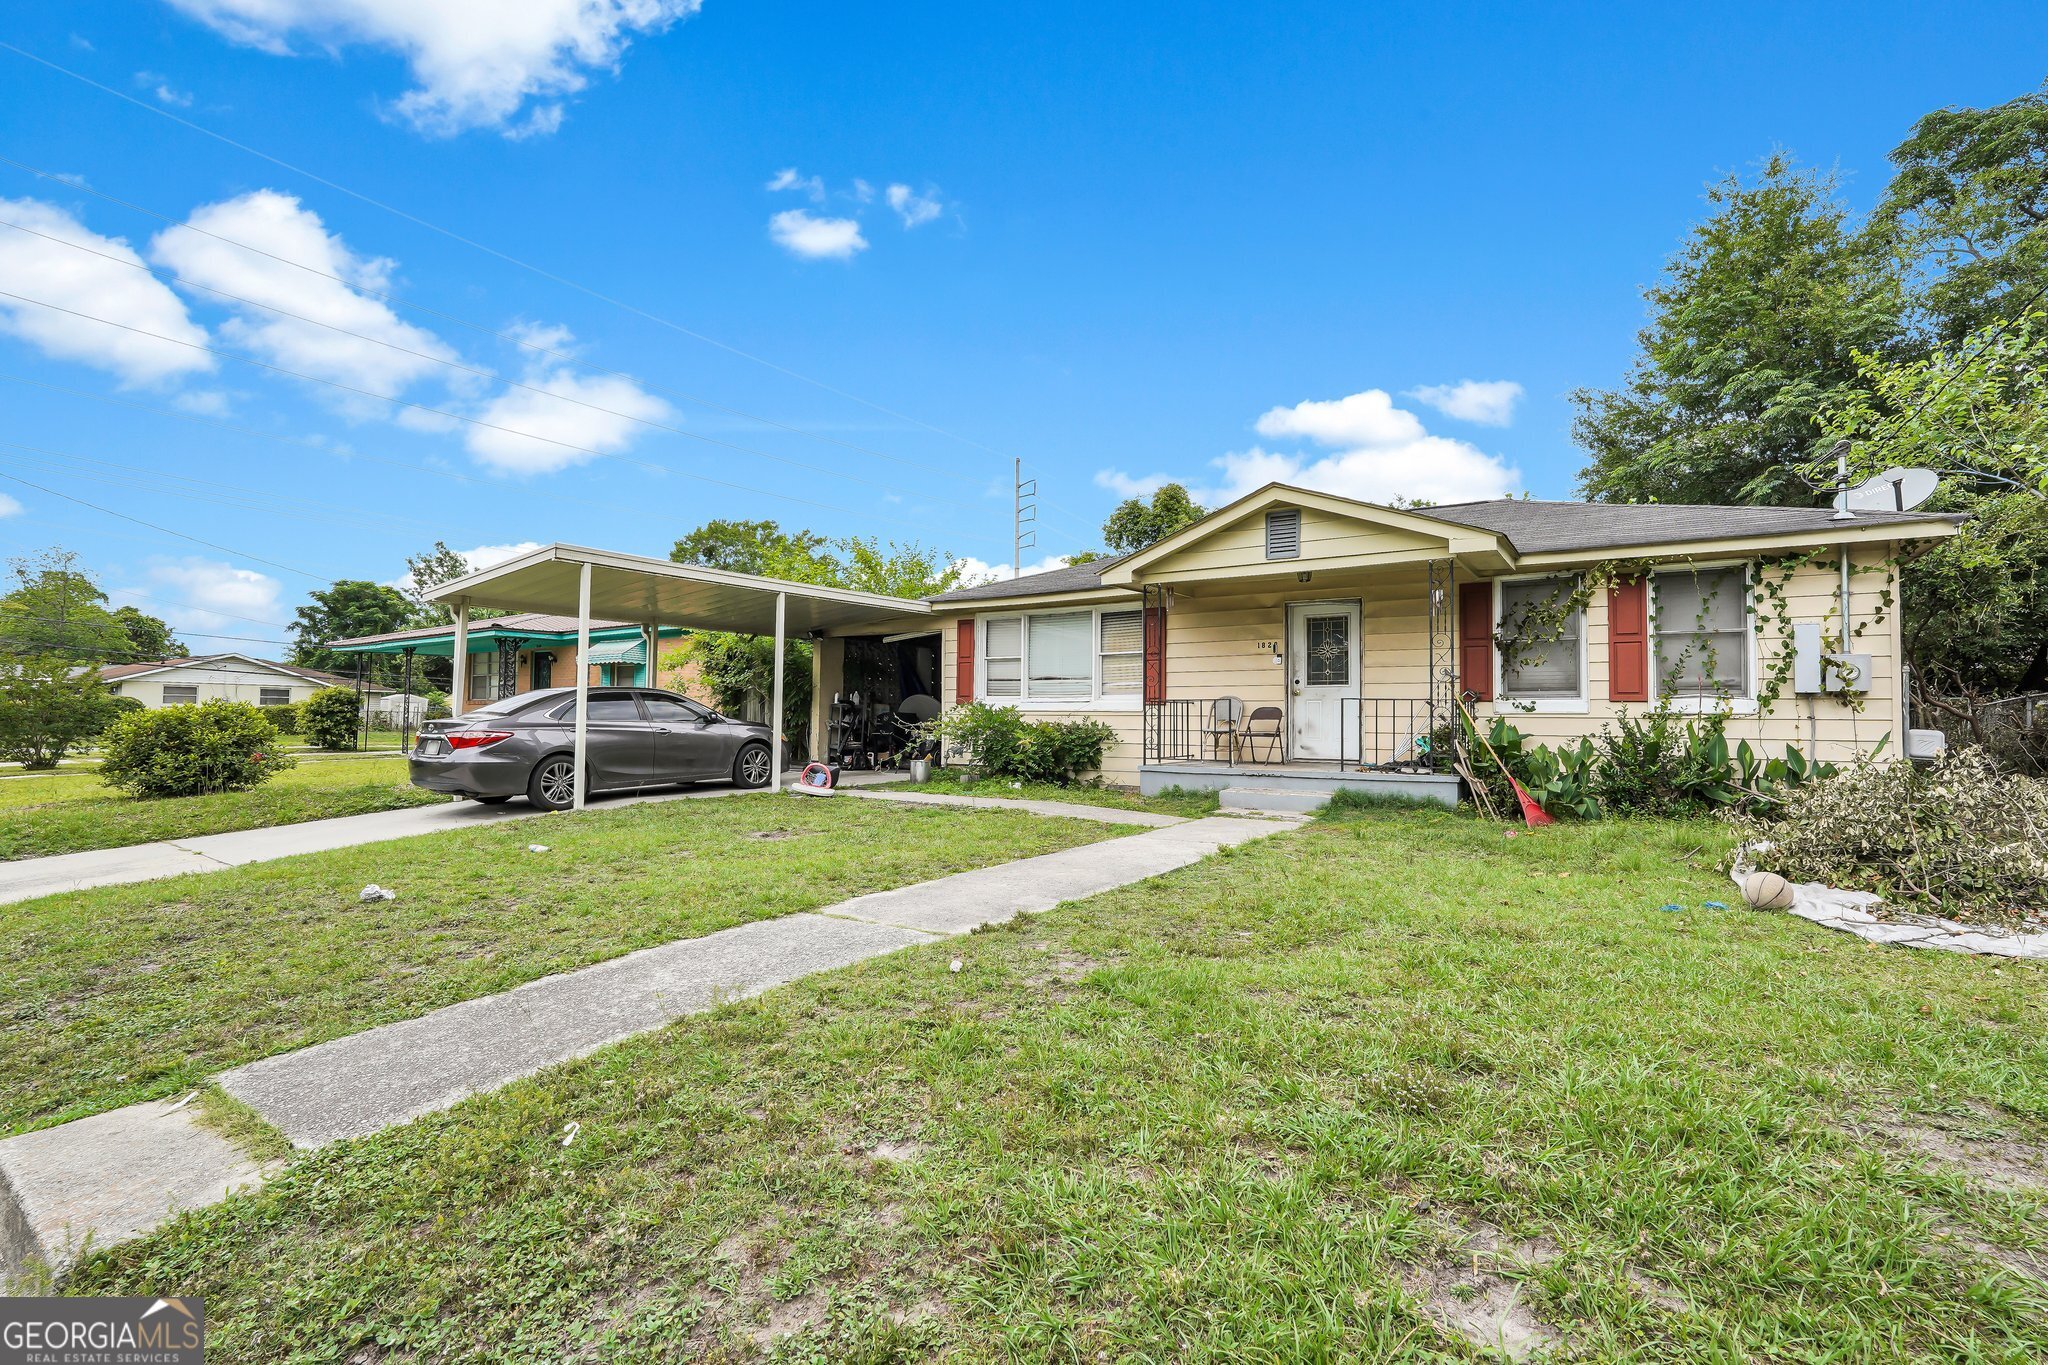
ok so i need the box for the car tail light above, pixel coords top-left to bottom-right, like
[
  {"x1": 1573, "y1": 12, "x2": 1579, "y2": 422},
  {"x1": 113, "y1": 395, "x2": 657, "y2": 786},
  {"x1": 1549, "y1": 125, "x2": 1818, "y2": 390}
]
[{"x1": 446, "y1": 730, "x2": 513, "y2": 750}]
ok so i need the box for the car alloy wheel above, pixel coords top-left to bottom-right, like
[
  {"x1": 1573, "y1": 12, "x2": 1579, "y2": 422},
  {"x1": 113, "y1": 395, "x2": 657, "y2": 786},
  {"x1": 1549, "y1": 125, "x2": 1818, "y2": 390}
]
[
  {"x1": 738, "y1": 746, "x2": 772, "y2": 787},
  {"x1": 537, "y1": 758, "x2": 576, "y2": 806}
]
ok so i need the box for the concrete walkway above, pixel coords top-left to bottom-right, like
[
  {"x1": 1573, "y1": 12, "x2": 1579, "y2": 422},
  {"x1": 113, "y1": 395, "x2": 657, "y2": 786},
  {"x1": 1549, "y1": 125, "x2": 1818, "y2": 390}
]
[
  {"x1": 1, "y1": 813, "x2": 1284, "y2": 1280},
  {"x1": 0, "y1": 774, "x2": 901, "y2": 906},
  {"x1": 838, "y1": 786, "x2": 1185, "y2": 827}
]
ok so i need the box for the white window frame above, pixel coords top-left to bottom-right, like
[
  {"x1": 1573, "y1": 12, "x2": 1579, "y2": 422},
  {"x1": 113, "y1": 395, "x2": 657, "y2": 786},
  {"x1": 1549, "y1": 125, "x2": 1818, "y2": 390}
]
[
  {"x1": 259, "y1": 686, "x2": 292, "y2": 707},
  {"x1": 1493, "y1": 573, "x2": 1589, "y2": 714},
  {"x1": 975, "y1": 605, "x2": 1146, "y2": 711},
  {"x1": 161, "y1": 683, "x2": 200, "y2": 705},
  {"x1": 1651, "y1": 560, "x2": 1758, "y2": 715}
]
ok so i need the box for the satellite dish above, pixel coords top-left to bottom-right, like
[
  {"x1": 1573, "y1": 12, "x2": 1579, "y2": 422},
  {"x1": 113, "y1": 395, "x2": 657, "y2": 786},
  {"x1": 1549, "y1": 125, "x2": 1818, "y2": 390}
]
[{"x1": 1836, "y1": 466, "x2": 1939, "y2": 513}]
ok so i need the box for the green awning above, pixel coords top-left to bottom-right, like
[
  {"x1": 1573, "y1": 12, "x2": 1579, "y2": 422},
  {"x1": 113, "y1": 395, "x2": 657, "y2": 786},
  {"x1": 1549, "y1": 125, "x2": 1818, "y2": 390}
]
[{"x1": 582, "y1": 638, "x2": 646, "y2": 666}]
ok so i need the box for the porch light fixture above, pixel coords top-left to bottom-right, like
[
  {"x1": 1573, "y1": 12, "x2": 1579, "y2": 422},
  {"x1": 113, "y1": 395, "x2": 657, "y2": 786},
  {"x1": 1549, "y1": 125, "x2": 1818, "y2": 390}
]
[{"x1": 1296, "y1": 571, "x2": 1312, "y2": 583}]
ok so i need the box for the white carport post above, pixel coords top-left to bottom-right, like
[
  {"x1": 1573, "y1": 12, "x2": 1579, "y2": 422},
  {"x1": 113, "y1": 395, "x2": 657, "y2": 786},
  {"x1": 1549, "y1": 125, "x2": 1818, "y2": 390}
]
[
  {"x1": 770, "y1": 591, "x2": 786, "y2": 789},
  {"x1": 573, "y1": 562, "x2": 592, "y2": 811},
  {"x1": 450, "y1": 599, "x2": 469, "y2": 713}
]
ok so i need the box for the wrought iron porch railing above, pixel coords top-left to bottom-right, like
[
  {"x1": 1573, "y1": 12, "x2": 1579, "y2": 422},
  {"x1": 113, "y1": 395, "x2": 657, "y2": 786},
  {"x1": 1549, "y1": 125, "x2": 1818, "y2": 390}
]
[{"x1": 1142, "y1": 697, "x2": 1452, "y2": 773}]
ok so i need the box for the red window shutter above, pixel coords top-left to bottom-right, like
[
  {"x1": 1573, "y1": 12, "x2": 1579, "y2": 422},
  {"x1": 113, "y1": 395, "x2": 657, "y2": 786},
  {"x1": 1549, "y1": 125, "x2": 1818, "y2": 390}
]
[
  {"x1": 1457, "y1": 581, "x2": 1495, "y2": 702},
  {"x1": 1142, "y1": 604, "x2": 1167, "y2": 705},
  {"x1": 1607, "y1": 577, "x2": 1650, "y2": 702},
  {"x1": 955, "y1": 618, "x2": 975, "y2": 703}
]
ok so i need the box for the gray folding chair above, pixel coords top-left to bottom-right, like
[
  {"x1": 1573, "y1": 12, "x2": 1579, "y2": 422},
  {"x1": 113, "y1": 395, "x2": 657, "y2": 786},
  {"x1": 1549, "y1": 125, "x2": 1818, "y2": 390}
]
[
  {"x1": 1239, "y1": 705, "x2": 1284, "y2": 763},
  {"x1": 1202, "y1": 697, "x2": 1244, "y2": 761}
]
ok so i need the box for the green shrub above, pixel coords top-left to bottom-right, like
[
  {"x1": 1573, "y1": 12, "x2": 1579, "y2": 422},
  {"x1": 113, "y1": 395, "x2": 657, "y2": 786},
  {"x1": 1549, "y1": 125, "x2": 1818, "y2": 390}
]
[
  {"x1": 423, "y1": 688, "x2": 452, "y2": 721},
  {"x1": 259, "y1": 702, "x2": 302, "y2": 733},
  {"x1": 101, "y1": 694, "x2": 146, "y2": 735},
  {"x1": 300, "y1": 686, "x2": 362, "y2": 751},
  {"x1": 98, "y1": 701, "x2": 294, "y2": 798},
  {"x1": 0, "y1": 657, "x2": 121, "y2": 769},
  {"x1": 927, "y1": 702, "x2": 1119, "y2": 785},
  {"x1": 1731, "y1": 747, "x2": 2048, "y2": 921}
]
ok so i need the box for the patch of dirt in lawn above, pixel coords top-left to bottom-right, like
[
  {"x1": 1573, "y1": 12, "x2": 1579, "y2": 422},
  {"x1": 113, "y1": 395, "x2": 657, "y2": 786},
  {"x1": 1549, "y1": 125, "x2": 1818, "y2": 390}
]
[
  {"x1": 1399, "y1": 1215, "x2": 1563, "y2": 1363},
  {"x1": 1625, "y1": 1266, "x2": 1689, "y2": 1313},
  {"x1": 1932, "y1": 1221, "x2": 2047, "y2": 1284},
  {"x1": 1021, "y1": 943, "x2": 1104, "y2": 992},
  {"x1": 746, "y1": 829, "x2": 804, "y2": 841},
  {"x1": 1869, "y1": 1111, "x2": 2048, "y2": 1196},
  {"x1": 861, "y1": 1136, "x2": 925, "y2": 1164}
]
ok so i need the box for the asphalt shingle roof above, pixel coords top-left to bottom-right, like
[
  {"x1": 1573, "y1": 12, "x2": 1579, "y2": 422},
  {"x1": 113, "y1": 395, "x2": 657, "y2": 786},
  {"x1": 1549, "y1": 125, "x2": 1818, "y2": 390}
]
[
  {"x1": 924, "y1": 499, "x2": 1962, "y2": 603},
  {"x1": 99, "y1": 655, "x2": 379, "y2": 689}
]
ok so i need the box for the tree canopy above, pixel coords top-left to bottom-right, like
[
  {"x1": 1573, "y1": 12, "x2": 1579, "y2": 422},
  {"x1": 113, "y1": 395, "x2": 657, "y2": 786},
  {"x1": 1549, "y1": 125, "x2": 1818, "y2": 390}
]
[
  {"x1": 0, "y1": 549, "x2": 136, "y2": 662},
  {"x1": 1101, "y1": 483, "x2": 1207, "y2": 555},
  {"x1": 290, "y1": 580, "x2": 420, "y2": 675},
  {"x1": 110, "y1": 606, "x2": 186, "y2": 661}
]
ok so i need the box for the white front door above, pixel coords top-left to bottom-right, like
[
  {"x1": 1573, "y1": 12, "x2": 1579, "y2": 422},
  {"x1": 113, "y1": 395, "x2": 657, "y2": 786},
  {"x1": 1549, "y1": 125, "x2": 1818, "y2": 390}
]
[{"x1": 1286, "y1": 600, "x2": 1361, "y2": 760}]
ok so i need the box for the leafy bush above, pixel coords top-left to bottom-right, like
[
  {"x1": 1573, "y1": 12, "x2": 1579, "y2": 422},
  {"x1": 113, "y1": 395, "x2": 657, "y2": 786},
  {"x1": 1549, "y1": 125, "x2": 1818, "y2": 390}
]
[
  {"x1": 1731, "y1": 748, "x2": 2048, "y2": 922},
  {"x1": 300, "y1": 686, "x2": 362, "y2": 751},
  {"x1": 259, "y1": 702, "x2": 302, "y2": 733},
  {"x1": 99, "y1": 701, "x2": 295, "y2": 798},
  {"x1": 1460, "y1": 706, "x2": 1835, "y2": 820},
  {"x1": 101, "y1": 694, "x2": 146, "y2": 734},
  {"x1": 926, "y1": 702, "x2": 1119, "y2": 784},
  {"x1": 423, "y1": 688, "x2": 452, "y2": 721}
]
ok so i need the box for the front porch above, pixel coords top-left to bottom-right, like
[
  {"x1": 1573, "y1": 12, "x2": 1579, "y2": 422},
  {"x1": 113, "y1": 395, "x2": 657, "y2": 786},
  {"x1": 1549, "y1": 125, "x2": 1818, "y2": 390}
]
[{"x1": 1139, "y1": 696, "x2": 1463, "y2": 808}]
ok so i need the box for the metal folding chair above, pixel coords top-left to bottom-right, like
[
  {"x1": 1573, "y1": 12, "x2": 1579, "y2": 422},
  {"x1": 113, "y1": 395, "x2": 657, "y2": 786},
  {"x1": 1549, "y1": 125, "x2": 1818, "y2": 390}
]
[
  {"x1": 1202, "y1": 696, "x2": 1244, "y2": 762},
  {"x1": 1239, "y1": 705, "x2": 1283, "y2": 763}
]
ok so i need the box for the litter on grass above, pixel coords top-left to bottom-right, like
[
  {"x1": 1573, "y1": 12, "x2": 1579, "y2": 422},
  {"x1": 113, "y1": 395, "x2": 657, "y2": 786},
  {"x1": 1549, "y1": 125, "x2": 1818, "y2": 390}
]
[
  {"x1": 358, "y1": 884, "x2": 396, "y2": 903},
  {"x1": 527, "y1": 844, "x2": 550, "y2": 853}
]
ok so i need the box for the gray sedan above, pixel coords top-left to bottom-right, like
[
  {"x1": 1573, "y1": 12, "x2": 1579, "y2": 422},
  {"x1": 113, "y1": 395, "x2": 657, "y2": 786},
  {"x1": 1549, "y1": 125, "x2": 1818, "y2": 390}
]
[{"x1": 409, "y1": 686, "x2": 777, "y2": 809}]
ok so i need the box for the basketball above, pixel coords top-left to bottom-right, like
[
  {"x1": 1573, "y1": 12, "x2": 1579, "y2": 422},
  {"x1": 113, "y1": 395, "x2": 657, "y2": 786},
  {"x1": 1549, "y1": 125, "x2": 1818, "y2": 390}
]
[{"x1": 1742, "y1": 871, "x2": 1795, "y2": 910}]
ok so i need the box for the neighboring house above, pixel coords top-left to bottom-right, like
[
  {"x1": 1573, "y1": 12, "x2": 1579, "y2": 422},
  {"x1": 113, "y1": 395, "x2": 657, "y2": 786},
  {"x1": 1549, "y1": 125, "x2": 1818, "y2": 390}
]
[
  {"x1": 814, "y1": 483, "x2": 1964, "y2": 798},
  {"x1": 97, "y1": 654, "x2": 386, "y2": 709},
  {"x1": 325, "y1": 613, "x2": 697, "y2": 711}
]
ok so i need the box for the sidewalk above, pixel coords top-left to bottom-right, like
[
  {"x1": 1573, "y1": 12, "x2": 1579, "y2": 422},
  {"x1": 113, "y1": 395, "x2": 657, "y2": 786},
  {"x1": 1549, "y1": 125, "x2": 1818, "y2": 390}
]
[{"x1": 2, "y1": 815, "x2": 1284, "y2": 1279}]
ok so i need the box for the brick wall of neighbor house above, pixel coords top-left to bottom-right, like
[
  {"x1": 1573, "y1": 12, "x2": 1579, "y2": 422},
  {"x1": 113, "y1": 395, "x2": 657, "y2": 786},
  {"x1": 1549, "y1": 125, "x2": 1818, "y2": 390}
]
[
  {"x1": 930, "y1": 545, "x2": 1905, "y2": 782},
  {"x1": 457, "y1": 644, "x2": 708, "y2": 712}
]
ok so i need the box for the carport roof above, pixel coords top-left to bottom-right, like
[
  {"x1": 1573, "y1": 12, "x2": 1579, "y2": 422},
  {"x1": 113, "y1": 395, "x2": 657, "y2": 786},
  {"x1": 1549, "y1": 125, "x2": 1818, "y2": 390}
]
[{"x1": 422, "y1": 543, "x2": 931, "y2": 635}]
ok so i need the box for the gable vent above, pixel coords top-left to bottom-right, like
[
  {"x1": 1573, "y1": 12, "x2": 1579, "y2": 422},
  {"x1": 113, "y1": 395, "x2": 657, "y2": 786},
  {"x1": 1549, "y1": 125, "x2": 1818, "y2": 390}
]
[{"x1": 1265, "y1": 508, "x2": 1301, "y2": 560}]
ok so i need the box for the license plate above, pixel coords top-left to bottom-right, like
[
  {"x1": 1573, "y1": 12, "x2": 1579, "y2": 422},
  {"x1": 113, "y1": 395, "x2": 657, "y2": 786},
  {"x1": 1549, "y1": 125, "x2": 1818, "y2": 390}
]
[{"x1": 417, "y1": 738, "x2": 447, "y2": 756}]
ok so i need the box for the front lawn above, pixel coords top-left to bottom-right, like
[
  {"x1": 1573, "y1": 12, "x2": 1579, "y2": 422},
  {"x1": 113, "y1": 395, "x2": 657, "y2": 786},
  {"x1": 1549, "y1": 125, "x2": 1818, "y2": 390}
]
[
  {"x1": 0, "y1": 795, "x2": 1124, "y2": 1135},
  {"x1": 897, "y1": 768, "x2": 1220, "y2": 818},
  {"x1": 0, "y1": 758, "x2": 446, "y2": 860},
  {"x1": 70, "y1": 807, "x2": 2048, "y2": 1361}
]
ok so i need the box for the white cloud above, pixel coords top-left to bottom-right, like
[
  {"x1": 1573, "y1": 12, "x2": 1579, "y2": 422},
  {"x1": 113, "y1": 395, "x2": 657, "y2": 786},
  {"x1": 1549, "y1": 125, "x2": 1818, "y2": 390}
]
[
  {"x1": 173, "y1": 389, "x2": 233, "y2": 416},
  {"x1": 1204, "y1": 388, "x2": 1519, "y2": 505},
  {"x1": 0, "y1": 493, "x2": 22, "y2": 518},
  {"x1": 165, "y1": 0, "x2": 702, "y2": 137},
  {"x1": 1093, "y1": 469, "x2": 1171, "y2": 499},
  {"x1": 766, "y1": 167, "x2": 826, "y2": 202},
  {"x1": 950, "y1": 553, "x2": 1075, "y2": 586},
  {"x1": 136, "y1": 71, "x2": 195, "y2": 107},
  {"x1": 768, "y1": 209, "x2": 867, "y2": 261},
  {"x1": 464, "y1": 333, "x2": 671, "y2": 474},
  {"x1": 121, "y1": 558, "x2": 286, "y2": 640},
  {"x1": 885, "y1": 183, "x2": 942, "y2": 228},
  {"x1": 0, "y1": 197, "x2": 214, "y2": 387},
  {"x1": 387, "y1": 540, "x2": 543, "y2": 593},
  {"x1": 1407, "y1": 379, "x2": 1524, "y2": 427},
  {"x1": 151, "y1": 190, "x2": 461, "y2": 411}
]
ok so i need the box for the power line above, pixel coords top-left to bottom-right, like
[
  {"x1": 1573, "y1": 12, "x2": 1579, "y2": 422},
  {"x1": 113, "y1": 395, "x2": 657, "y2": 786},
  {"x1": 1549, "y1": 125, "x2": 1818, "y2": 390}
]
[
  {"x1": 0, "y1": 213, "x2": 1009, "y2": 516},
  {"x1": 0, "y1": 288, "x2": 981, "y2": 536},
  {"x1": 0, "y1": 44, "x2": 1045, "y2": 474},
  {"x1": 0, "y1": 470, "x2": 338, "y2": 583},
  {"x1": 0, "y1": 153, "x2": 991, "y2": 487}
]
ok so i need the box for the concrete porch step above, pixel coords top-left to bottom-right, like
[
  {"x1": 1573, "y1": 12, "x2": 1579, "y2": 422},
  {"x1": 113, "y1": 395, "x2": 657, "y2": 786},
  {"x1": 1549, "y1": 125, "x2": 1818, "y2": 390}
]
[{"x1": 1217, "y1": 786, "x2": 1329, "y2": 815}]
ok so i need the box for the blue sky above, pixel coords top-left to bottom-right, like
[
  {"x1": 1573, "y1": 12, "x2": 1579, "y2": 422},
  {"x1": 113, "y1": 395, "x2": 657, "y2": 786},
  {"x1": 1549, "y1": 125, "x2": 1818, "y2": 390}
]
[{"x1": 0, "y1": 2, "x2": 2041, "y2": 653}]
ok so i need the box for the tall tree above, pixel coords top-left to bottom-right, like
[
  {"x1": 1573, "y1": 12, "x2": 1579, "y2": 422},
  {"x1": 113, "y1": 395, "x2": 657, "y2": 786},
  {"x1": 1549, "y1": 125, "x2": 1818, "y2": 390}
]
[
  {"x1": 1101, "y1": 484, "x2": 1207, "y2": 554},
  {"x1": 0, "y1": 657, "x2": 117, "y2": 769},
  {"x1": 0, "y1": 548, "x2": 134, "y2": 662},
  {"x1": 1572, "y1": 155, "x2": 1909, "y2": 506},
  {"x1": 671, "y1": 519, "x2": 839, "y2": 582},
  {"x1": 838, "y1": 537, "x2": 965, "y2": 599},
  {"x1": 290, "y1": 581, "x2": 420, "y2": 675},
  {"x1": 1878, "y1": 81, "x2": 2048, "y2": 341},
  {"x1": 110, "y1": 605, "x2": 186, "y2": 660},
  {"x1": 403, "y1": 541, "x2": 508, "y2": 625},
  {"x1": 1815, "y1": 311, "x2": 2048, "y2": 696}
]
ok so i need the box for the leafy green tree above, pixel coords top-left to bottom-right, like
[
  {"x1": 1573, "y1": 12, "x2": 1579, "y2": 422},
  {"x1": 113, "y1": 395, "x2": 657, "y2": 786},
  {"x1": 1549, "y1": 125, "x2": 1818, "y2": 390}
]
[
  {"x1": 403, "y1": 541, "x2": 511, "y2": 625},
  {"x1": 290, "y1": 581, "x2": 420, "y2": 675},
  {"x1": 0, "y1": 549, "x2": 134, "y2": 662},
  {"x1": 1815, "y1": 312, "x2": 2048, "y2": 695},
  {"x1": 838, "y1": 537, "x2": 965, "y2": 598},
  {"x1": 1101, "y1": 483, "x2": 1207, "y2": 554},
  {"x1": 110, "y1": 605, "x2": 186, "y2": 660},
  {"x1": 300, "y1": 685, "x2": 364, "y2": 751},
  {"x1": 0, "y1": 655, "x2": 119, "y2": 769},
  {"x1": 671, "y1": 519, "x2": 839, "y2": 582},
  {"x1": 1572, "y1": 155, "x2": 1909, "y2": 506},
  {"x1": 1878, "y1": 81, "x2": 2048, "y2": 341}
]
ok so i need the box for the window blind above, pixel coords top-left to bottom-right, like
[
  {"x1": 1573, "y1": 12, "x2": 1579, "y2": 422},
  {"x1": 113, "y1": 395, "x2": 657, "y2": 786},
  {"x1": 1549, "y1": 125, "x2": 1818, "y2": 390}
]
[
  {"x1": 1098, "y1": 609, "x2": 1144, "y2": 694},
  {"x1": 1027, "y1": 611, "x2": 1093, "y2": 699}
]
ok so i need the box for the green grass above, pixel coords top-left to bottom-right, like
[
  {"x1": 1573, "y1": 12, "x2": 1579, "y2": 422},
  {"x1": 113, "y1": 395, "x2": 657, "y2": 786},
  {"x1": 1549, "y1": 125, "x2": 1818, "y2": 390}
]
[
  {"x1": 898, "y1": 768, "x2": 1219, "y2": 818},
  {"x1": 66, "y1": 806, "x2": 2048, "y2": 1361},
  {"x1": 0, "y1": 794, "x2": 1123, "y2": 1137},
  {"x1": 0, "y1": 758, "x2": 446, "y2": 860}
]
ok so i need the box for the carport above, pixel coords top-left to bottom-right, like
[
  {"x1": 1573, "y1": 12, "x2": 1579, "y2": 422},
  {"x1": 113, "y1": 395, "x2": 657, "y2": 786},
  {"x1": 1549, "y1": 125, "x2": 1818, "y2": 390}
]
[{"x1": 425, "y1": 544, "x2": 931, "y2": 808}]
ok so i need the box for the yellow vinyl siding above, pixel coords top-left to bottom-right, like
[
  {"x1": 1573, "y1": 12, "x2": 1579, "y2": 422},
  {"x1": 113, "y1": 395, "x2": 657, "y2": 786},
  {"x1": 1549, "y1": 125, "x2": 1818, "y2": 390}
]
[{"x1": 1140, "y1": 506, "x2": 1447, "y2": 578}]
